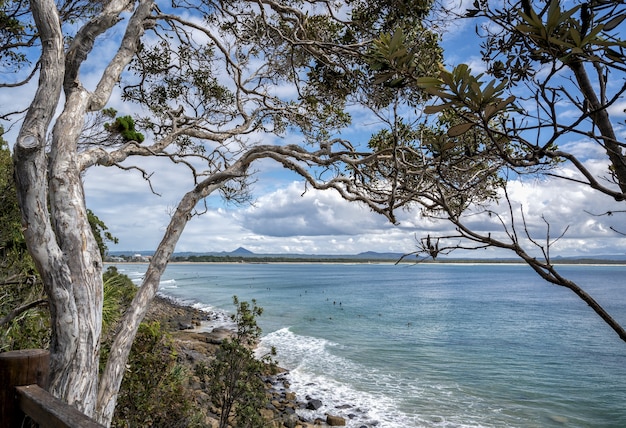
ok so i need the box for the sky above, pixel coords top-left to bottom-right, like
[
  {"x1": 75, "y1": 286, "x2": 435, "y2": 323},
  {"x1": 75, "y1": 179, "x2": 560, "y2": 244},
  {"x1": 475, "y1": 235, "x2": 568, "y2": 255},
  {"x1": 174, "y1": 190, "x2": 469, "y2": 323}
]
[{"x1": 4, "y1": 1, "x2": 626, "y2": 258}]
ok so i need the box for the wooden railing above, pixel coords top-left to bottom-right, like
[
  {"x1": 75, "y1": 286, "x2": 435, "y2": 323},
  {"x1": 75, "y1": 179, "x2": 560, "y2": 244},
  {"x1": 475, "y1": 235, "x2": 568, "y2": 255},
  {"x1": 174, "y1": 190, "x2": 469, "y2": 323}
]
[{"x1": 0, "y1": 349, "x2": 103, "y2": 428}]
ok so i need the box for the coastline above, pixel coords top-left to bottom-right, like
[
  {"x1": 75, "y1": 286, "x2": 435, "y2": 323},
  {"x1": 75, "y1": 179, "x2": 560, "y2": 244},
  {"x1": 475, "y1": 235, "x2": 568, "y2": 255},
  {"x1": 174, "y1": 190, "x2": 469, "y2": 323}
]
[
  {"x1": 146, "y1": 295, "x2": 347, "y2": 428},
  {"x1": 112, "y1": 259, "x2": 626, "y2": 266},
  {"x1": 119, "y1": 263, "x2": 626, "y2": 427}
]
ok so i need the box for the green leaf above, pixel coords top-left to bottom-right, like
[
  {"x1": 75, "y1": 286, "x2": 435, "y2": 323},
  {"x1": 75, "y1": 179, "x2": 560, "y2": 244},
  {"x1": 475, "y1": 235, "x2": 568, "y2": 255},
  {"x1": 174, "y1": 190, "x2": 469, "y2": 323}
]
[
  {"x1": 447, "y1": 122, "x2": 475, "y2": 137},
  {"x1": 570, "y1": 28, "x2": 581, "y2": 47},
  {"x1": 424, "y1": 103, "x2": 451, "y2": 114},
  {"x1": 604, "y1": 14, "x2": 626, "y2": 32},
  {"x1": 546, "y1": 0, "x2": 562, "y2": 30},
  {"x1": 415, "y1": 76, "x2": 443, "y2": 88}
]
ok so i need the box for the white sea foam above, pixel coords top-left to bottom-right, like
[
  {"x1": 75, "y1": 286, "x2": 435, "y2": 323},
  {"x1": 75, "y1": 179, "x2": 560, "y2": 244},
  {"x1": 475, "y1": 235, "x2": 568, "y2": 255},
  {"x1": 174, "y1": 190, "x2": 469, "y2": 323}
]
[
  {"x1": 260, "y1": 328, "x2": 431, "y2": 427},
  {"x1": 259, "y1": 328, "x2": 512, "y2": 428}
]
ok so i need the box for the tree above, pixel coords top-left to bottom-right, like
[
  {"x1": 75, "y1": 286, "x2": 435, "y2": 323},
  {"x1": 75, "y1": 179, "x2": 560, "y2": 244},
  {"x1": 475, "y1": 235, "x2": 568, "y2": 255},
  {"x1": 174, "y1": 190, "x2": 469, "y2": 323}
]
[
  {"x1": 197, "y1": 297, "x2": 275, "y2": 428},
  {"x1": 0, "y1": 127, "x2": 49, "y2": 351},
  {"x1": 1, "y1": 129, "x2": 123, "y2": 351},
  {"x1": 87, "y1": 209, "x2": 119, "y2": 259},
  {"x1": 358, "y1": 0, "x2": 626, "y2": 342},
  {"x1": 2, "y1": 0, "x2": 441, "y2": 425}
]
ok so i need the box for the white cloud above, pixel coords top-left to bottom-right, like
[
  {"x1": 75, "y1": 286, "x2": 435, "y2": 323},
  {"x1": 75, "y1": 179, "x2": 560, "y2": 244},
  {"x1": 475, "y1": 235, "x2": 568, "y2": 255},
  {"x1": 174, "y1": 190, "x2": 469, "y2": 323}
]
[
  {"x1": 82, "y1": 143, "x2": 626, "y2": 257},
  {"x1": 6, "y1": 2, "x2": 626, "y2": 260}
]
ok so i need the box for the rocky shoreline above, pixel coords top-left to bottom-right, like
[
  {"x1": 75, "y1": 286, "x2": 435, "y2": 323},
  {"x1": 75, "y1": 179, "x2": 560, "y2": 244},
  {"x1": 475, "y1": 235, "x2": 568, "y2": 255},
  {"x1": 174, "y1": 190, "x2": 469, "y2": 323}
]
[{"x1": 145, "y1": 295, "x2": 353, "y2": 427}]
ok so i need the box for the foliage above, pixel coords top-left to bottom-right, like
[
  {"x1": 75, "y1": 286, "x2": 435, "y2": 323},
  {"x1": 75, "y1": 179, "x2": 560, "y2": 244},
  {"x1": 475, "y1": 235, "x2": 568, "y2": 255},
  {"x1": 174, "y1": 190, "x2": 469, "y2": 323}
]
[
  {"x1": 88, "y1": 209, "x2": 119, "y2": 259},
  {"x1": 0, "y1": 1, "x2": 101, "y2": 84},
  {"x1": 0, "y1": 280, "x2": 49, "y2": 352},
  {"x1": 111, "y1": 321, "x2": 201, "y2": 428},
  {"x1": 0, "y1": 128, "x2": 48, "y2": 352},
  {"x1": 101, "y1": 267, "x2": 136, "y2": 337},
  {"x1": 196, "y1": 297, "x2": 276, "y2": 428},
  {"x1": 0, "y1": 128, "x2": 32, "y2": 279},
  {"x1": 99, "y1": 268, "x2": 205, "y2": 427},
  {"x1": 360, "y1": 0, "x2": 626, "y2": 341},
  {"x1": 104, "y1": 115, "x2": 145, "y2": 143}
]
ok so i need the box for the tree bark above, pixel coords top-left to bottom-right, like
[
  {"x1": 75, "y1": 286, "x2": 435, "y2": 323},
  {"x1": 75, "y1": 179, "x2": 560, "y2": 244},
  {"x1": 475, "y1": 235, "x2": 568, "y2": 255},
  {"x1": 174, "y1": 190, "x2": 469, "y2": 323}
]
[
  {"x1": 13, "y1": 0, "x2": 86, "y2": 412},
  {"x1": 13, "y1": 0, "x2": 154, "y2": 421},
  {"x1": 46, "y1": 86, "x2": 103, "y2": 417},
  {"x1": 96, "y1": 171, "x2": 240, "y2": 425},
  {"x1": 569, "y1": 60, "x2": 626, "y2": 196}
]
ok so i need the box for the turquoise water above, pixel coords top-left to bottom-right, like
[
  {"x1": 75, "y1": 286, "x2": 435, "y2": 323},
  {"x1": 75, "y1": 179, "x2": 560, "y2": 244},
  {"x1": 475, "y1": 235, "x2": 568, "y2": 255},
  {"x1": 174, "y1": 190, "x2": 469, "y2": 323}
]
[{"x1": 115, "y1": 263, "x2": 626, "y2": 427}]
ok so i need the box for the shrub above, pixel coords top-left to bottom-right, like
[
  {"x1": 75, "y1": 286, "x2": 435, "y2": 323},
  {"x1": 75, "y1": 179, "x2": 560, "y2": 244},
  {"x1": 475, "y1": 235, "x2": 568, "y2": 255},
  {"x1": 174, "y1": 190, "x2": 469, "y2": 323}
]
[
  {"x1": 196, "y1": 296, "x2": 276, "y2": 428},
  {"x1": 112, "y1": 321, "x2": 201, "y2": 427}
]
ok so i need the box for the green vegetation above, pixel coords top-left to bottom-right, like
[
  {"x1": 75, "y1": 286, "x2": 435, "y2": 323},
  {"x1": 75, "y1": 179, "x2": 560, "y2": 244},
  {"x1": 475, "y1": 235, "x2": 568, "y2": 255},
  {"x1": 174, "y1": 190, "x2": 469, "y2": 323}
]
[
  {"x1": 99, "y1": 266, "x2": 204, "y2": 427},
  {"x1": 105, "y1": 115, "x2": 145, "y2": 143},
  {"x1": 88, "y1": 209, "x2": 119, "y2": 259},
  {"x1": 101, "y1": 267, "x2": 137, "y2": 338},
  {"x1": 111, "y1": 321, "x2": 201, "y2": 428},
  {"x1": 195, "y1": 297, "x2": 276, "y2": 428},
  {"x1": 0, "y1": 128, "x2": 49, "y2": 352}
]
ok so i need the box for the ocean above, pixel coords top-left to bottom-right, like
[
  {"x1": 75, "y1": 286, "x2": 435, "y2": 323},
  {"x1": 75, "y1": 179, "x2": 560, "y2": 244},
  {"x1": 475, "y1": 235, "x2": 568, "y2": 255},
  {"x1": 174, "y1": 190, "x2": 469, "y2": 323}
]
[{"x1": 113, "y1": 262, "x2": 626, "y2": 428}]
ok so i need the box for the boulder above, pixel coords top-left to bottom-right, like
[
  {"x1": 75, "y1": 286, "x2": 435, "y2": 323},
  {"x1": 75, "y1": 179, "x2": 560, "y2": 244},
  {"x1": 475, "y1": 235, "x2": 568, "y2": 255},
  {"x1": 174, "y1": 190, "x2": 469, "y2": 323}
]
[
  {"x1": 282, "y1": 414, "x2": 299, "y2": 428},
  {"x1": 326, "y1": 414, "x2": 346, "y2": 426},
  {"x1": 178, "y1": 321, "x2": 194, "y2": 330},
  {"x1": 306, "y1": 399, "x2": 323, "y2": 410}
]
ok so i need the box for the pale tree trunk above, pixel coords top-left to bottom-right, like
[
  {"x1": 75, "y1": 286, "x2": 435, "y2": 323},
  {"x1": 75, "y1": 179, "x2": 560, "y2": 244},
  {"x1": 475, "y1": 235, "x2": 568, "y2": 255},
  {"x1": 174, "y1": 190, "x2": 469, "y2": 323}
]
[
  {"x1": 46, "y1": 88, "x2": 104, "y2": 415},
  {"x1": 13, "y1": 0, "x2": 151, "y2": 420},
  {"x1": 13, "y1": 0, "x2": 103, "y2": 416},
  {"x1": 96, "y1": 166, "x2": 248, "y2": 425}
]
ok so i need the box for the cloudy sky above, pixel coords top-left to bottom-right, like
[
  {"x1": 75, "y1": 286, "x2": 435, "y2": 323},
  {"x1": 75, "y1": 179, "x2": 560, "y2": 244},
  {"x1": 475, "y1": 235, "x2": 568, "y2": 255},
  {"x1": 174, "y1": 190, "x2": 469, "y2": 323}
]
[{"x1": 5, "y1": 2, "x2": 626, "y2": 257}]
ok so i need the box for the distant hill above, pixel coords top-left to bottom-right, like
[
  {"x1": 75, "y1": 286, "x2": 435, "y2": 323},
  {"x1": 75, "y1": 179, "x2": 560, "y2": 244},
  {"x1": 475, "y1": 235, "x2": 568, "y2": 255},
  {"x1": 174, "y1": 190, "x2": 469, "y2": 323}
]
[
  {"x1": 230, "y1": 247, "x2": 254, "y2": 255},
  {"x1": 108, "y1": 248, "x2": 626, "y2": 263},
  {"x1": 110, "y1": 247, "x2": 405, "y2": 261}
]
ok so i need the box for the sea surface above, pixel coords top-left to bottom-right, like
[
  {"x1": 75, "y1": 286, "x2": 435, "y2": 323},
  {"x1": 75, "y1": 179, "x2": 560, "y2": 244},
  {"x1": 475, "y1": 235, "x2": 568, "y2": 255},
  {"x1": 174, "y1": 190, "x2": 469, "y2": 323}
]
[{"x1": 113, "y1": 262, "x2": 626, "y2": 428}]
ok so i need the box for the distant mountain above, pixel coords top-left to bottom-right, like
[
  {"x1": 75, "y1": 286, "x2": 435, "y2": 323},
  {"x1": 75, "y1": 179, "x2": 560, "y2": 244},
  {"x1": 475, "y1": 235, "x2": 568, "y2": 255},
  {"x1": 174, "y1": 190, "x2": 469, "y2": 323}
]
[
  {"x1": 357, "y1": 251, "x2": 405, "y2": 260},
  {"x1": 229, "y1": 247, "x2": 253, "y2": 255},
  {"x1": 108, "y1": 249, "x2": 626, "y2": 263}
]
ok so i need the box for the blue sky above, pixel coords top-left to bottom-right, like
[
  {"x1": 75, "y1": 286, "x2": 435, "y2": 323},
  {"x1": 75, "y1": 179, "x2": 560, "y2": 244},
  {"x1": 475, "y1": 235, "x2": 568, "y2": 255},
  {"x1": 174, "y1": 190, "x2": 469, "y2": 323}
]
[{"x1": 4, "y1": 1, "x2": 626, "y2": 257}]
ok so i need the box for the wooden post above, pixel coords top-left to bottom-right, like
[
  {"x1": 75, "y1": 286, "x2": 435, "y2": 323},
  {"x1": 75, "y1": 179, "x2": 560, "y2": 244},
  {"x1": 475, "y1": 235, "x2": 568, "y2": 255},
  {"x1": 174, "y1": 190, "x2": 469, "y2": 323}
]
[{"x1": 0, "y1": 349, "x2": 49, "y2": 428}]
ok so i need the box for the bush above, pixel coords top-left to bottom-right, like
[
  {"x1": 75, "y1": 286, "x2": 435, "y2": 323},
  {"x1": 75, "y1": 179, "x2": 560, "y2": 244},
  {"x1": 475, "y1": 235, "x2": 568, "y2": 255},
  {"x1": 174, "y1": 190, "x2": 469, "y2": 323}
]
[
  {"x1": 101, "y1": 266, "x2": 137, "y2": 336},
  {"x1": 112, "y1": 321, "x2": 201, "y2": 427},
  {"x1": 196, "y1": 296, "x2": 276, "y2": 428}
]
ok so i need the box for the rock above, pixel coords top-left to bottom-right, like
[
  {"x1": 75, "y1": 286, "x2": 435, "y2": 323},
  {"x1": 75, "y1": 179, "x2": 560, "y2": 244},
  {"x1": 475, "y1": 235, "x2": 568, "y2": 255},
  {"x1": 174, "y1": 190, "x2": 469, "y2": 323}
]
[
  {"x1": 178, "y1": 321, "x2": 194, "y2": 330},
  {"x1": 285, "y1": 391, "x2": 297, "y2": 401},
  {"x1": 282, "y1": 414, "x2": 299, "y2": 428},
  {"x1": 307, "y1": 399, "x2": 323, "y2": 410},
  {"x1": 207, "y1": 326, "x2": 234, "y2": 342},
  {"x1": 260, "y1": 408, "x2": 276, "y2": 425},
  {"x1": 326, "y1": 414, "x2": 346, "y2": 426}
]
